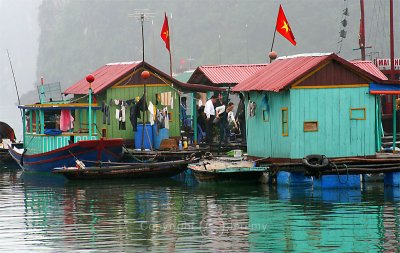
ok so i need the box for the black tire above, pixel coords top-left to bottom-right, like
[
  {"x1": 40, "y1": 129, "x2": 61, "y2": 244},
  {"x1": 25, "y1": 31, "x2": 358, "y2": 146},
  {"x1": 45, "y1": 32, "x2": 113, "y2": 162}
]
[{"x1": 302, "y1": 154, "x2": 329, "y2": 169}]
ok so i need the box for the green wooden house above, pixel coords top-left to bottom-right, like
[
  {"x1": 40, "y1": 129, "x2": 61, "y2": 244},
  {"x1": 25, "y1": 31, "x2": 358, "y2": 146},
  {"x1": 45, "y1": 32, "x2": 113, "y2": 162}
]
[
  {"x1": 64, "y1": 61, "x2": 221, "y2": 146},
  {"x1": 232, "y1": 53, "x2": 388, "y2": 159}
]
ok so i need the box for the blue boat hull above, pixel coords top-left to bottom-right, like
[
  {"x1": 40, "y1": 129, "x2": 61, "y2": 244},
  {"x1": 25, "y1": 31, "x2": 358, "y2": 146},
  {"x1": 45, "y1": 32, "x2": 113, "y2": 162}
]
[{"x1": 8, "y1": 138, "x2": 123, "y2": 172}]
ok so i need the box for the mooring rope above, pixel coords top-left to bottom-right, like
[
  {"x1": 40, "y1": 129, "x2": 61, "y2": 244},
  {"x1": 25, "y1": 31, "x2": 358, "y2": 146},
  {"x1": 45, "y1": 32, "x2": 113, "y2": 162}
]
[
  {"x1": 122, "y1": 144, "x2": 157, "y2": 163},
  {"x1": 333, "y1": 162, "x2": 349, "y2": 184}
]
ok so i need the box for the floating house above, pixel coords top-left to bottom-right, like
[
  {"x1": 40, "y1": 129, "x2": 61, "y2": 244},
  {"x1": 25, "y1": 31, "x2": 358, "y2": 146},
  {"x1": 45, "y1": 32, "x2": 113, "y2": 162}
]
[
  {"x1": 64, "y1": 61, "x2": 222, "y2": 146},
  {"x1": 232, "y1": 53, "x2": 388, "y2": 160},
  {"x1": 189, "y1": 64, "x2": 268, "y2": 88},
  {"x1": 188, "y1": 64, "x2": 268, "y2": 105}
]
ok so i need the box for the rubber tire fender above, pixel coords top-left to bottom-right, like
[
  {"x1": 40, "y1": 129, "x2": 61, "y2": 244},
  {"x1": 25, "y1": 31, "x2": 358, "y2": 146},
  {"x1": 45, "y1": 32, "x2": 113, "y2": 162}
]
[{"x1": 302, "y1": 154, "x2": 329, "y2": 169}]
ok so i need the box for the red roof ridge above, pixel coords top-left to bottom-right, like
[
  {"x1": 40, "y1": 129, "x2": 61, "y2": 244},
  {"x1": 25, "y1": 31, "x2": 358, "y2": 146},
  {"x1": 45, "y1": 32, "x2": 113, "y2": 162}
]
[
  {"x1": 276, "y1": 52, "x2": 333, "y2": 60},
  {"x1": 105, "y1": 61, "x2": 141, "y2": 66},
  {"x1": 200, "y1": 63, "x2": 268, "y2": 68}
]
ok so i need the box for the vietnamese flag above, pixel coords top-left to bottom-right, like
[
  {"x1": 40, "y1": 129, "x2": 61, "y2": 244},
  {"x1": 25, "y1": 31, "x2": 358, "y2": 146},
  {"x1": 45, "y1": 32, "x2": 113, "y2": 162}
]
[
  {"x1": 160, "y1": 12, "x2": 170, "y2": 51},
  {"x1": 275, "y1": 5, "x2": 296, "y2": 46}
]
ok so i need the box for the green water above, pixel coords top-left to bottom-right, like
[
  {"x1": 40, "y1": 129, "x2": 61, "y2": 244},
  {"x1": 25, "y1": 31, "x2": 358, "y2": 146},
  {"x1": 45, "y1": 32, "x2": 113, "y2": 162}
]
[{"x1": 0, "y1": 165, "x2": 399, "y2": 252}]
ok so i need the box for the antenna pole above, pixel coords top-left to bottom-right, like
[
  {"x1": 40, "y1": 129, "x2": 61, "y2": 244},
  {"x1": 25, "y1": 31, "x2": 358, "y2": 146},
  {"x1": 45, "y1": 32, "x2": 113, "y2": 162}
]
[
  {"x1": 129, "y1": 10, "x2": 154, "y2": 150},
  {"x1": 140, "y1": 13, "x2": 147, "y2": 150}
]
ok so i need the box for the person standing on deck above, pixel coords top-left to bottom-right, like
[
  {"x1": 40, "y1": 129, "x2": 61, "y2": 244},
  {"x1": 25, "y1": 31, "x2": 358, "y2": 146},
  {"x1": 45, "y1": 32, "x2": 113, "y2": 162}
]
[
  {"x1": 236, "y1": 93, "x2": 246, "y2": 144},
  {"x1": 216, "y1": 102, "x2": 235, "y2": 144},
  {"x1": 204, "y1": 95, "x2": 217, "y2": 144}
]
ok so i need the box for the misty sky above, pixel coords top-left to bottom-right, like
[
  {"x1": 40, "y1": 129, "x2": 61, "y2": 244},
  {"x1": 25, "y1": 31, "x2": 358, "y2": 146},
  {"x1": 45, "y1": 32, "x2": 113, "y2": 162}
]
[
  {"x1": 0, "y1": 0, "x2": 398, "y2": 139},
  {"x1": 0, "y1": 0, "x2": 41, "y2": 139}
]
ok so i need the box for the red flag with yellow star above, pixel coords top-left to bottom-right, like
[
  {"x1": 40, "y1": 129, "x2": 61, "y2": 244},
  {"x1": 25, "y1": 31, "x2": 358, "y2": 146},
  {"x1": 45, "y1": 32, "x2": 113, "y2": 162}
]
[
  {"x1": 275, "y1": 5, "x2": 296, "y2": 46},
  {"x1": 160, "y1": 12, "x2": 170, "y2": 51}
]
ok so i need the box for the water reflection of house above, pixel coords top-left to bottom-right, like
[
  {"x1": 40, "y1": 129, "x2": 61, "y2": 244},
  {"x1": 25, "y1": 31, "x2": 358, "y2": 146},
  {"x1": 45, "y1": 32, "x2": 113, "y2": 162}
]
[
  {"x1": 247, "y1": 197, "x2": 381, "y2": 252},
  {"x1": 64, "y1": 61, "x2": 221, "y2": 146},
  {"x1": 232, "y1": 53, "x2": 388, "y2": 160}
]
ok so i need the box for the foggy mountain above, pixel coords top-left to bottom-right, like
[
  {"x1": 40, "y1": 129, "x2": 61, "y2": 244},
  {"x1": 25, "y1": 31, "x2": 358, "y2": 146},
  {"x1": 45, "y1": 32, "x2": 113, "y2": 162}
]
[
  {"x1": 0, "y1": 0, "x2": 398, "y2": 138},
  {"x1": 0, "y1": 0, "x2": 41, "y2": 139},
  {"x1": 34, "y1": 0, "x2": 396, "y2": 92}
]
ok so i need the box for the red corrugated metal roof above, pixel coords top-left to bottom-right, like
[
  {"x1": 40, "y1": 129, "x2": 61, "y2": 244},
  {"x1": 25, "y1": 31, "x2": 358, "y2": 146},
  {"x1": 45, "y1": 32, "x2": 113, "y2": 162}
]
[
  {"x1": 65, "y1": 61, "x2": 225, "y2": 95},
  {"x1": 233, "y1": 54, "x2": 330, "y2": 92},
  {"x1": 65, "y1": 62, "x2": 141, "y2": 95},
  {"x1": 189, "y1": 64, "x2": 268, "y2": 86},
  {"x1": 351, "y1": 60, "x2": 388, "y2": 80},
  {"x1": 233, "y1": 53, "x2": 385, "y2": 92}
]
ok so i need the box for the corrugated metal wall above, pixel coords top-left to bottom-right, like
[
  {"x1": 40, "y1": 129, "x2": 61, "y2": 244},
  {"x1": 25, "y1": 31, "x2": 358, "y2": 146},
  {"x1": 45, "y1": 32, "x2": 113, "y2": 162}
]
[{"x1": 290, "y1": 87, "x2": 376, "y2": 158}]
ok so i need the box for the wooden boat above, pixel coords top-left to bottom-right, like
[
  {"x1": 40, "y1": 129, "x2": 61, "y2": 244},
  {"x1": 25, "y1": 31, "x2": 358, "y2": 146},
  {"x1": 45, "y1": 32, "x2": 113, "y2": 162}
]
[
  {"x1": 9, "y1": 138, "x2": 123, "y2": 172},
  {"x1": 188, "y1": 156, "x2": 267, "y2": 182},
  {"x1": 8, "y1": 80, "x2": 124, "y2": 172},
  {"x1": 124, "y1": 145, "x2": 209, "y2": 162},
  {"x1": 0, "y1": 121, "x2": 20, "y2": 164},
  {"x1": 52, "y1": 158, "x2": 193, "y2": 180}
]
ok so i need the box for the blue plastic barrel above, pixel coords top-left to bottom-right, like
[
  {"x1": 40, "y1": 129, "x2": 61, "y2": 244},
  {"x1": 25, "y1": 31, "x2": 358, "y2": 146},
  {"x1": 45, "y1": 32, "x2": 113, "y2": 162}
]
[
  {"x1": 135, "y1": 124, "x2": 153, "y2": 149},
  {"x1": 152, "y1": 125, "x2": 169, "y2": 149}
]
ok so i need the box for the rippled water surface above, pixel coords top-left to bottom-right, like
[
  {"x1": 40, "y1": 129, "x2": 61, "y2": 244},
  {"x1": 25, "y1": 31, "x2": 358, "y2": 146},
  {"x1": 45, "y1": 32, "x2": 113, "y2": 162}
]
[{"x1": 1, "y1": 164, "x2": 400, "y2": 252}]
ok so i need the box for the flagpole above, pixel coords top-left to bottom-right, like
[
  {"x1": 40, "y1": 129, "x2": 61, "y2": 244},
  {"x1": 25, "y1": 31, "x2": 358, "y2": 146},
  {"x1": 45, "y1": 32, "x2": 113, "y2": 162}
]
[
  {"x1": 169, "y1": 51, "x2": 173, "y2": 77},
  {"x1": 269, "y1": 28, "x2": 277, "y2": 63},
  {"x1": 169, "y1": 12, "x2": 173, "y2": 77}
]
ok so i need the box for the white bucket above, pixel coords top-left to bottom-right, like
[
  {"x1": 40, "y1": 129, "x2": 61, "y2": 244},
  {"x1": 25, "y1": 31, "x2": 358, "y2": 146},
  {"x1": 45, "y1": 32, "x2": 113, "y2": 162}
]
[{"x1": 233, "y1": 149, "x2": 242, "y2": 158}]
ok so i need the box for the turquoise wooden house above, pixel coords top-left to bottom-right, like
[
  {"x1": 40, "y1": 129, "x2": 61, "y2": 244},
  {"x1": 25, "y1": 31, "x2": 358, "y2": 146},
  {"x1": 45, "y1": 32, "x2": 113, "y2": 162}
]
[
  {"x1": 64, "y1": 61, "x2": 221, "y2": 146},
  {"x1": 232, "y1": 53, "x2": 388, "y2": 159}
]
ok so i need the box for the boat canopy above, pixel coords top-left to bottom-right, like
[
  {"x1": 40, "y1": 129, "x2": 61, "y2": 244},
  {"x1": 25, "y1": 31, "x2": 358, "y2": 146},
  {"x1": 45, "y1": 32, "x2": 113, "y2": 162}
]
[{"x1": 0, "y1": 121, "x2": 15, "y2": 141}]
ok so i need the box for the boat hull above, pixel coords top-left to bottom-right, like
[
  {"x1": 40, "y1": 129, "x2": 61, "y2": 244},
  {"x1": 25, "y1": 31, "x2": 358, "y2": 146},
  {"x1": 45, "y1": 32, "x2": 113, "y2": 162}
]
[
  {"x1": 191, "y1": 169, "x2": 265, "y2": 182},
  {"x1": 188, "y1": 158, "x2": 267, "y2": 182},
  {"x1": 53, "y1": 159, "x2": 191, "y2": 180},
  {"x1": 8, "y1": 138, "x2": 123, "y2": 172}
]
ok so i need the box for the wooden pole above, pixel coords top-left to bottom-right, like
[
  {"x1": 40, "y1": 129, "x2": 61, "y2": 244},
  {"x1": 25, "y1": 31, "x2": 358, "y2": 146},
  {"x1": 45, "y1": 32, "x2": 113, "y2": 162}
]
[
  {"x1": 193, "y1": 92, "x2": 197, "y2": 144},
  {"x1": 217, "y1": 86, "x2": 231, "y2": 155}
]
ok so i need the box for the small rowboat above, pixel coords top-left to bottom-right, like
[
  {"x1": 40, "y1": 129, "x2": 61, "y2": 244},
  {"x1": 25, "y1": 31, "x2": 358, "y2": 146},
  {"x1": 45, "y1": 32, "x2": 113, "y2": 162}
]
[
  {"x1": 52, "y1": 158, "x2": 194, "y2": 180},
  {"x1": 187, "y1": 156, "x2": 268, "y2": 182}
]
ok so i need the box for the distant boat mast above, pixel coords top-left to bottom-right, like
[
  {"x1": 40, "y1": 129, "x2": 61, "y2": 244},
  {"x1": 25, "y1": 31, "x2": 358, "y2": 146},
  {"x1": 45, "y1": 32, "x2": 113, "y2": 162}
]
[
  {"x1": 359, "y1": 0, "x2": 366, "y2": 60},
  {"x1": 389, "y1": 0, "x2": 395, "y2": 80}
]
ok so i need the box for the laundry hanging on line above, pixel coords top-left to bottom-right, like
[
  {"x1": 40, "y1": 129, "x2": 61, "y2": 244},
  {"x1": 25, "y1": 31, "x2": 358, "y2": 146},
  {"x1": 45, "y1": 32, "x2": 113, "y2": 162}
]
[
  {"x1": 130, "y1": 94, "x2": 147, "y2": 132},
  {"x1": 60, "y1": 109, "x2": 74, "y2": 131}
]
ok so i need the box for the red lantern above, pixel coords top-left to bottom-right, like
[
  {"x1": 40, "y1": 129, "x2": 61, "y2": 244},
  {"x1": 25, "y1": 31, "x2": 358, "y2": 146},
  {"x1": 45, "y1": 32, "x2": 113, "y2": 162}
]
[
  {"x1": 269, "y1": 51, "x2": 278, "y2": 60},
  {"x1": 141, "y1": 70, "x2": 150, "y2": 79},
  {"x1": 86, "y1": 74, "x2": 95, "y2": 83}
]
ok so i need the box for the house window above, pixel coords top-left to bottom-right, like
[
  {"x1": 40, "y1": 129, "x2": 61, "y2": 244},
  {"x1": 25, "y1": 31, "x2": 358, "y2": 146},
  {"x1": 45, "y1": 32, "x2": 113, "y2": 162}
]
[
  {"x1": 304, "y1": 121, "x2": 318, "y2": 132},
  {"x1": 282, "y1": 108, "x2": 288, "y2": 136},
  {"x1": 350, "y1": 107, "x2": 366, "y2": 120},
  {"x1": 262, "y1": 109, "x2": 269, "y2": 122}
]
